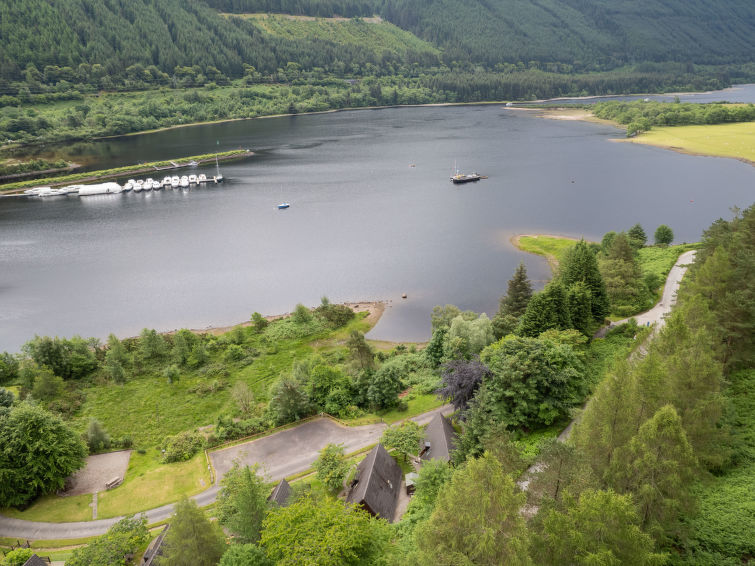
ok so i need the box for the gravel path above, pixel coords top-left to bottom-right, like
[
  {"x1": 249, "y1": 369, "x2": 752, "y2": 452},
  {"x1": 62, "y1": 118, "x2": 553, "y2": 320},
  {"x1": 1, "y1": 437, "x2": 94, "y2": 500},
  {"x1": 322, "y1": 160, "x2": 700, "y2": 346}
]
[
  {"x1": 62, "y1": 451, "x2": 132, "y2": 496},
  {"x1": 0, "y1": 405, "x2": 452, "y2": 539}
]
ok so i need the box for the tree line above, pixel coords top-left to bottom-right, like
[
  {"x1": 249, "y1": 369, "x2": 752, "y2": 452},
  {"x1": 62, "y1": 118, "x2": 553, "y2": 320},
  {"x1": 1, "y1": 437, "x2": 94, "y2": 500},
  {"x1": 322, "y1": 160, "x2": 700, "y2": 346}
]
[{"x1": 593, "y1": 100, "x2": 755, "y2": 136}]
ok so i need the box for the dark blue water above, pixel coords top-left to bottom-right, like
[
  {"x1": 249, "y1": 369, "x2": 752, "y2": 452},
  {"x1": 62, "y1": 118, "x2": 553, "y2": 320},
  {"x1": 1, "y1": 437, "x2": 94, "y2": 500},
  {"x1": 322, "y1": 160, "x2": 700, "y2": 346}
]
[{"x1": 1, "y1": 100, "x2": 753, "y2": 352}]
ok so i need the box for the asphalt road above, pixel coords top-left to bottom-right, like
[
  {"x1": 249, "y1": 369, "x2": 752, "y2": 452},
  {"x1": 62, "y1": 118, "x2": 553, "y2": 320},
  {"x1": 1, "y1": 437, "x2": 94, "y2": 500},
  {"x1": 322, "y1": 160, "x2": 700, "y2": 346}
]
[{"x1": 0, "y1": 405, "x2": 452, "y2": 539}]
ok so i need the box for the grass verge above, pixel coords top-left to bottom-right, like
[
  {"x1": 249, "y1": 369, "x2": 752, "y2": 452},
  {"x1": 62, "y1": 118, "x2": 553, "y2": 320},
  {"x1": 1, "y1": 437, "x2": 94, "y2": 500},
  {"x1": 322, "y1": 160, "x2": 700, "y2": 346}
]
[{"x1": 1, "y1": 493, "x2": 93, "y2": 523}]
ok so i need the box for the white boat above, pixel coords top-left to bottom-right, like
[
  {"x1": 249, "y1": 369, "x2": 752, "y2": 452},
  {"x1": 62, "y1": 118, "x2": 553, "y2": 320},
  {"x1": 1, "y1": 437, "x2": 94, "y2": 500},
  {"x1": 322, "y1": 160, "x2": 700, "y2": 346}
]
[
  {"x1": 78, "y1": 182, "x2": 123, "y2": 196},
  {"x1": 188, "y1": 174, "x2": 198, "y2": 185},
  {"x1": 153, "y1": 180, "x2": 162, "y2": 189},
  {"x1": 180, "y1": 176, "x2": 189, "y2": 188},
  {"x1": 162, "y1": 176, "x2": 172, "y2": 186},
  {"x1": 123, "y1": 180, "x2": 134, "y2": 191},
  {"x1": 23, "y1": 186, "x2": 51, "y2": 196},
  {"x1": 133, "y1": 182, "x2": 143, "y2": 192},
  {"x1": 62, "y1": 185, "x2": 83, "y2": 194},
  {"x1": 171, "y1": 176, "x2": 180, "y2": 188},
  {"x1": 144, "y1": 179, "x2": 153, "y2": 190},
  {"x1": 197, "y1": 173, "x2": 207, "y2": 184}
]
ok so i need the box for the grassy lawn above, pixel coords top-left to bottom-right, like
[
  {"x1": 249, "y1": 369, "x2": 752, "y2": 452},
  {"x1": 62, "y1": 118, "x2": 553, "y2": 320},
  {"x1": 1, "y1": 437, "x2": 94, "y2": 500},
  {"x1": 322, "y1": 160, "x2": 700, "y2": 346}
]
[
  {"x1": 628, "y1": 122, "x2": 755, "y2": 164},
  {"x1": 344, "y1": 393, "x2": 444, "y2": 426},
  {"x1": 97, "y1": 451, "x2": 209, "y2": 519},
  {"x1": 1, "y1": 493, "x2": 93, "y2": 523},
  {"x1": 513, "y1": 235, "x2": 581, "y2": 272}
]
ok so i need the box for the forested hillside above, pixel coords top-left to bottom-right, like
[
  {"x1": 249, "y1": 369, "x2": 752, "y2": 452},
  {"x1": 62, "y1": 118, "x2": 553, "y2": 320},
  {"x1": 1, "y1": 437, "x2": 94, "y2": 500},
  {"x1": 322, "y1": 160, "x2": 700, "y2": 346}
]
[
  {"x1": 2, "y1": 0, "x2": 755, "y2": 90},
  {"x1": 209, "y1": 0, "x2": 755, "y2": 68}
]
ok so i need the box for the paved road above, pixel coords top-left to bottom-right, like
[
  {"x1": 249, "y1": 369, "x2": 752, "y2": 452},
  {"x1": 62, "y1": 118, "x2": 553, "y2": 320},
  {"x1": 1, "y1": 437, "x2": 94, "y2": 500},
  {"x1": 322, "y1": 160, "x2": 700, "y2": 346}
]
[{"x1": 0, "y1": 405, "x2": 452, "y2": 539}]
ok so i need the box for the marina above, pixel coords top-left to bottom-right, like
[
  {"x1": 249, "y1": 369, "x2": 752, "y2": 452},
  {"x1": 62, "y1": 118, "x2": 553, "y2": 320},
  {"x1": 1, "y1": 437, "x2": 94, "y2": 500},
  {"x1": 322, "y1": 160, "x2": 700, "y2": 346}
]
[{"x1": 23, "y1": 169, "x2": 222, "y2": 197}]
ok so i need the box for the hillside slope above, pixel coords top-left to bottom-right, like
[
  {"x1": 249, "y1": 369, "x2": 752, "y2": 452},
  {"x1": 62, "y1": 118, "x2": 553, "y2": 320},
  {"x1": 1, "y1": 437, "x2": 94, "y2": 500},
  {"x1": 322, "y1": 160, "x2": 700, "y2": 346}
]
[{"x1": 209, "y1": 0, "x2": 755, "y2": 68}]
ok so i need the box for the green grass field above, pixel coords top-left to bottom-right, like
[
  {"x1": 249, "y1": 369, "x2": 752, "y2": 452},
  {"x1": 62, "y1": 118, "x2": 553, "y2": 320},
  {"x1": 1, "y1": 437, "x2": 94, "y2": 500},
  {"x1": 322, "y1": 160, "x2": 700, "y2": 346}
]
[
  {"x1": 1, "y1": 493, "x2": 93, "y2": 523},
  {"x1": 231, "y1": 14, "x2": 438, "y2": 57},
  {"x1": 76, "y1": 313, "x2": 374, "y2": 447},
  {"x1": 97, "y1": 451, "x2": 209, "y2": 519},
  {"x1": 628, "y1": 122, "x2": 755, "y2": 164},
  {"x1": 513, "y1": 235, "x2": 582, "y2": 272}
]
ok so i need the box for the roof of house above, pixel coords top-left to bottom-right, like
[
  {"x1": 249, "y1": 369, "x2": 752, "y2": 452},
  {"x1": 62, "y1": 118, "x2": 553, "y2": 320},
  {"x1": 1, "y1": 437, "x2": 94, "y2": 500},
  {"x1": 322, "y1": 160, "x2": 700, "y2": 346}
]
[
  {"x1": 23, "y1": 555, "x2": 48, "y2": 566},
  {"x1": 420, "y1": 413, "x2": 457, "y2": 462},
  {"x1": 268, "y1": 478, "x2": 292, "y2": 507},
  {"x1": 142, "y1": 524, "x2": 169, "y2": 566},
  {"x1": 346, "y1": 443, "x2": 402, "y2": 521}
]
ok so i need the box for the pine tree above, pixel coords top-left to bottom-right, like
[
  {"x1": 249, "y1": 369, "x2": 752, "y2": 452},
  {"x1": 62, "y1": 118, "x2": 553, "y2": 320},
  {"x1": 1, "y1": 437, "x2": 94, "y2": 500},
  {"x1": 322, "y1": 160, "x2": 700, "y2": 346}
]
[
  {"x1": 500, "y1": 262, "x2": 534, "y2": 317},
  {"x1": 608, "y1": 405, "x2": 697, "y2": 536},
  {"x1": 494, "y1": 262, "x2": 534, "y2": 339},
  {"x1": 161, "y1": 499, "x2": 226, "y2": 566},
  {"x1": 599, "y1": 232, "x2": 648, "y2": 314},
  {"x1": 567, "y1": 282, "x2": 593, "y2": 336},
  {"x1": 415, "y1": 452, "x2": 531, "y2": 565},
  {"x1": 628, "y1": 223, "x2": 647, "y2": 248},
  {"x1": 559, "y1": 239, "x2": 609, "y2": 322}
]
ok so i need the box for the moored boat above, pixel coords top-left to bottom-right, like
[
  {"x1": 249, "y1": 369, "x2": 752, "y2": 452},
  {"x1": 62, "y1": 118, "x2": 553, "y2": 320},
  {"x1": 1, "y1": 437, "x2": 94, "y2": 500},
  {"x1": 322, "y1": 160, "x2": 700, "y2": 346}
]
[
  {"x1": 180, "y1": 176, "x2": 189, "y2": 188},
  {"x1": 197, "y1": 173, "x2": 207, "y2": 183},
  {"x1": 450, "y1": 172, "x2": 482, "y2": 184},
  {"x1": 188, "y1": 174, "x2": 198, "y2": 185},
  {"x1": 277, "y1": 202, "x2": 290, "y2": 209}
]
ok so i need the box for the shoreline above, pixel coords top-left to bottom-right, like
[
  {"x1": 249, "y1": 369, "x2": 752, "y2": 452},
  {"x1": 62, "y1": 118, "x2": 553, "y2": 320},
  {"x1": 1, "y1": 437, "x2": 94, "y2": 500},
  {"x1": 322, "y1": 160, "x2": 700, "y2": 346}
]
[
  {"x1": 158, "y1": 300, "x2": 386, "y2": 339},
  {"x1": 614, "y1": 136, "x2": 755, "y2": 167},
  {"x1": 510, "y1": 233, "x2": 583, "y2": 271}
]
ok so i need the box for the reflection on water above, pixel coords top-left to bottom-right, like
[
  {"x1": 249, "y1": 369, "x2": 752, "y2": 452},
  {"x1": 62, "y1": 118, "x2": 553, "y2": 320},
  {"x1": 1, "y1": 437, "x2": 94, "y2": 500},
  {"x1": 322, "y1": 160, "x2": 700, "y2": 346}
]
[{"x1": 0, "y1": 102, "x2": 753, "y2": 352}]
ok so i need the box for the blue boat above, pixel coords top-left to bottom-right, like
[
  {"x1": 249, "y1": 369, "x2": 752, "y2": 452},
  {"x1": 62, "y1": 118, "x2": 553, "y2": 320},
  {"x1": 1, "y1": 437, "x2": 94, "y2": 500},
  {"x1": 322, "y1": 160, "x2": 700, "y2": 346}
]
[{"x1": 277, "y1": 202, "x2": 290, "y2": 209}]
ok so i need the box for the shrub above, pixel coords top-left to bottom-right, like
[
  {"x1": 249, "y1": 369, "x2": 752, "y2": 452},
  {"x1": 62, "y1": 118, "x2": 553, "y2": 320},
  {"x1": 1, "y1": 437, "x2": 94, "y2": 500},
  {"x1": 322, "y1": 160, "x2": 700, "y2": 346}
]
[
  {"x1": 86, "y1": 418, "x2": 111, "y2": 453},
  {"x1": 292, "y1": 303, "x2": 313, "y2": 324},
  {"x1": 224, "y1": 344, "x2": 245, "y2": 362},
  {"x1": 161, "y1": 430, "x2": 205, "y2": 463},
  {"x1": 163, "y1": 364, "x2": 181, "y2": 384}
]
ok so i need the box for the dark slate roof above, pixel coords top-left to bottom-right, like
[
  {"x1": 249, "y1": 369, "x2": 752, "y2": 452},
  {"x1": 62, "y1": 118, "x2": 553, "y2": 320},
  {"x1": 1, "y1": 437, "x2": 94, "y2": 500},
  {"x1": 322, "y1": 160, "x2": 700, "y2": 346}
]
[
  {"x1": 268, "y1": 478, "x2": 292, "y2": 507},
  {"x1": 23, "y1": 555, "x2": 48, "y2": 566},
  {"x1": 142, "y1": 524, "x2": 169, "y2": 566},
  {"x1": 346, "y1": 444, "x2": 402, "y2": 521},
  {"x1": 420, "y1": 413, "x2": 457, "y2": 462}
]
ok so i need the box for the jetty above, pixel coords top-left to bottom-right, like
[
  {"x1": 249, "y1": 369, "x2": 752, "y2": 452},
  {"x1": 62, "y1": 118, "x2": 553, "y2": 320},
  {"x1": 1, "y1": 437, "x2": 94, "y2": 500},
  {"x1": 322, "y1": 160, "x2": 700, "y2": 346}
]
[{"x1": 1, "y1": 150, "x2": 251, "y2": 195}]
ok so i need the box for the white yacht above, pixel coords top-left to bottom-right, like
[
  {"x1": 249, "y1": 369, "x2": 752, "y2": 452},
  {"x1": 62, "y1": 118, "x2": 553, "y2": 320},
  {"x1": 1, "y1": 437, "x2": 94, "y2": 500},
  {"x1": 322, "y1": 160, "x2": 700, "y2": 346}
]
[
  {"x1": 188, "y1": 174, "x2": 198, "y2": 185},
  {"x1": 162, "y1": 176, "x2": 172, "y2": 186},
  {"x1": 180, "y1": 176, "x2": 189, "y2": 188},
  {"x1": 153, "y1": 180, "x2": 162, "y2": 190},
  {"x1": 171, "y1": 176, "x2": 180, "y2": 188}
]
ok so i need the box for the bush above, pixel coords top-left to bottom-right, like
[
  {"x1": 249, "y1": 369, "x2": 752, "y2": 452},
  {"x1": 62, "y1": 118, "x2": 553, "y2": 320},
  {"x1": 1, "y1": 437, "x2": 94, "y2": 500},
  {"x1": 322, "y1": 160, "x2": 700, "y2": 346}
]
[
  {"x1": 86, "y1": 418, "x2": 111, "y2": 453},
  {"x1": 224, "y1": 344, "x2": 245, "y2": 362},
  {"x1": 315, "y1": 300, "x2": 355, "y2": 328},
  {"x1": 264, "y1": 318, "x2": 326, "y2": 341},
  {"x1": 161, "y1": 430, "x2": 205, "y2": 463},
  {"x1": 292, "y1": 303, "x2": 313, "y2": 324},
  {"x1": 163, "y1": 364, "x2": 181, "y2": 384}
]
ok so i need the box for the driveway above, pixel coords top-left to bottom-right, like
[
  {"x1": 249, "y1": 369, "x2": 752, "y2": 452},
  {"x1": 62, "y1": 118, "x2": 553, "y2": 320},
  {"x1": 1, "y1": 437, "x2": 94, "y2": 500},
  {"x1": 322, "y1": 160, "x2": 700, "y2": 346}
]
[{"x1": 0, "y1": 405, "x2": 452, "y2": 539}]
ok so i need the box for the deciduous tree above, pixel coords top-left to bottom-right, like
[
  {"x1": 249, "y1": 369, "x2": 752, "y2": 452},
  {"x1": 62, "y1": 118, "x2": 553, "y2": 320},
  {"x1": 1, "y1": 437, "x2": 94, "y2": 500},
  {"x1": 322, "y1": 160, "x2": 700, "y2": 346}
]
[
  {"x1": 0, "y1": 401, "x2": 87, "y2": 507},
  {"x1": 314, "y1": 443, "x2": 349, "y2": 493},
  {"x1": 381, "y1": 421, "x2": 422, "y2": 462},
  {"x1": 437, "y1": 357, "x2": 490, "y2": 417},
  {"x1": 261, "y1": 494, "x2": 392, "y2": 566},
  {"x1": 654, "y1": 224, "x2": 674, "y2": 245},
  {"x1": 66, "y1": 515, "x2": 149, "y2": 566}
]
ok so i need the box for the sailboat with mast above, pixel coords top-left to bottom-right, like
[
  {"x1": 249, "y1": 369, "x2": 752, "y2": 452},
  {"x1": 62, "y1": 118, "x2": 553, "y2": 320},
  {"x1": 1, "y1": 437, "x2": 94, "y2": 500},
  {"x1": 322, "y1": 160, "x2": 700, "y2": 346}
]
[
  {"x1": 214, "y1": 154, "x2": 224, "y2": 183},
  {"x1": 450, "y1": 160, "x2": 482, "y2": 184}
]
